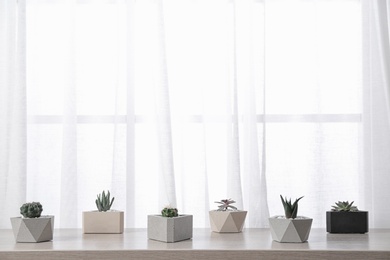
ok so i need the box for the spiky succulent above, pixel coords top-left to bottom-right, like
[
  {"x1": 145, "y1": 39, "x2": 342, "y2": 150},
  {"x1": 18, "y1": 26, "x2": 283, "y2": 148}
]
[
  {"x1": 20, "y1": 202, "x2": 43, "y2": 218},
  {"x1": 331, "y1": 201, "x2": 358, "y2": 212},
  {"x1": 161, "y1": 207, "x2": 179, "y2": 218},
  {"x1": 280, "y1": 195, "x2": 303, "y2": 219},
  {"x1": 215, "y1": 199, "x2": 238, "y2": 211},
  {"x1": 95, "y1": 190, "x2": 115, "y2": 212}
]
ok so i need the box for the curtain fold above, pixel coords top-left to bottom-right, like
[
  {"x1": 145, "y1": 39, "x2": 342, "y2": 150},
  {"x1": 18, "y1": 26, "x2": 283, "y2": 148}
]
[
  {"x1": 58, "y1": 0, "x2": 78, "y2": 228},
  {"x1": 124, "y1": 0, "x2": 136, "y2": 228},
  {"x1": 232, "y1": 0, "x2": 269, "y2": 227},
  {"x1": 155, "y1": 0, "x2": 177, "y2": 208},
  {"x1": 0, "y1": 0, "x2": 27, "y2": 228},
  {"x1": 362, "y1": 0, "x2": 390, "y2": 228},
  {"x1": 226, "y1": 0, "x2": 244, "y2": 212}
]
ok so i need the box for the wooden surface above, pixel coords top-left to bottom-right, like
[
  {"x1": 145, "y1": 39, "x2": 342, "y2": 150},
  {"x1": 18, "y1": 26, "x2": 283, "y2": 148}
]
[{"x1": 0, "y1": 228, "x2": 389, "y2": 259}]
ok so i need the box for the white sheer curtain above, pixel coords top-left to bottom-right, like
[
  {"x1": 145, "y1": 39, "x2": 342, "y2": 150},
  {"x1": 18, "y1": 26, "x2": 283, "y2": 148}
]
[
  {"x1": 362, "y1": 0, "x2": 390, "y2": 228},
  {"x1": 0, "y1": 0, "x2": 26, "y2": 227},
  {"x1": 1, "y1": 0, "x2": 390, "y2": 229}
]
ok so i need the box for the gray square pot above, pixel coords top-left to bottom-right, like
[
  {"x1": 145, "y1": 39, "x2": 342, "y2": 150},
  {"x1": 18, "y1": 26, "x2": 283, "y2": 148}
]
[
  {"x1": 10, "y1": 216, "x2": 54, "y2": 243},
  {"x1": 269, "y1": 215, "x2": 312, "y2": 243},
  {"x1": 147, "y1": 214, "x2": 193, "y2": 243}
]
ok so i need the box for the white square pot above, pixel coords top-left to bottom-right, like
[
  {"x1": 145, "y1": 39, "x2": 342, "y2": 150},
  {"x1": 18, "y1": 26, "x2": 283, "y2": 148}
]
[
  {"x1": 269, "y1": 215, "x2": 312, "y2": 243},
  {"x1": 10, "y1": 216, "x2": 54, "y2": 243},
  {"x1": 83, "y1": 210, "x2": 124, "y2": 234},
  {"x1": 147, "y1": 214, "x2": 193, "y2": 243},
  {"x1": 209, "y1": 210, "x2": 247, "y2": 233}
]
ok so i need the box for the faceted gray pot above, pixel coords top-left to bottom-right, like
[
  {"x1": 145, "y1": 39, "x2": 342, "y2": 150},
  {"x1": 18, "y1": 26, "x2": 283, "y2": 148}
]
[
  {"x1": 209, "y1": 210, "x2": 247, "y2": 233},
  {"x1": 326, "y1": 211, "x2": 368, "y2": 234},
  {"x1": 269, "y1": 215, "x2": 312, "y2": 243},
  {"x1": 10, "y1": 216, "x2": 54, "y2": 243},
  {"x1": 148, "y1": 214, "x2": 193, "y2": 243},
  {"x1": 83, "y1": 210, "x2": 124, "y2": 234}
]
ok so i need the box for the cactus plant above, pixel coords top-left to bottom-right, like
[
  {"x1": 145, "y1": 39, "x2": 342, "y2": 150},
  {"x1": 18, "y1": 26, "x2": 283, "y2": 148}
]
[
  {"x1": 12, "y1": 202, "x2": 54, "y2": 242},
  {"x1": 95, "y1": 190, "x2": 115, "y2": 212},
  {"x1": 161, "y1": 207, "x2": 179, "y2": 218},
  {"x1": 20, "y1": 202, "x2": 43, "y2": 218},
  {"x1": 280, "y1": 195, "x2": 303, "y2": 219},
  {"x1": 215, "y1": 199, "x2": 238, "y2": 211},
  {"x1": 331, "y1": 201, "x2": 358, "y2": 212},
  {"x1": 149, "y1": 207, "x2": 192, "y2": 242}
]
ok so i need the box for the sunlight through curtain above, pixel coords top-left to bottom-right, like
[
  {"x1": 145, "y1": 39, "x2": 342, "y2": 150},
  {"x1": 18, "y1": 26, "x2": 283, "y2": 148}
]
[
  {"x1": 2, "y1": 0, "x2": 390, "y2": 229},
  {"x1": 0, "y1": 0, "x2": 27, "y2": 227}
]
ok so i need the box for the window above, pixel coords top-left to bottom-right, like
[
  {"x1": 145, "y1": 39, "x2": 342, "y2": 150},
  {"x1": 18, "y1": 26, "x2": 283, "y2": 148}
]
[{"x1": 26, "y1": 0, "x2": 362, "y2": 228}]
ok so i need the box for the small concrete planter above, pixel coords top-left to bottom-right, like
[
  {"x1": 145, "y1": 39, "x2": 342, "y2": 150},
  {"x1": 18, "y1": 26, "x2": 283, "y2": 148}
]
[
  {"x1": 209, "y1": 210, "x2": 247, "y2": 233},
  {"x1": 148, "y1": 215, "x2": 193, "y2": 243},
  {"x1": 269, "y1": 216, "x2": 312, "y2": 243},
  {"x1": 326, "y1": 211, "x2": 368, "y2": 233},
  {"x1": 10, "y1": 216, "x2": 54, "y2": 243},
  {"x1": 83, "y1": 210, "x2": 124, "y2": 234}
]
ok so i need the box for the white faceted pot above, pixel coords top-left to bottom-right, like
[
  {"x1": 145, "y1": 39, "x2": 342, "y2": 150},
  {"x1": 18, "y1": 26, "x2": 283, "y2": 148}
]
[
  {"x1": 10, "y1": 216, "x2": 54, "y2": 243},
  {"x1": 209, "y1": 210, "x2": 247, "y2": 233},
  {"x1": 83, "y1": 210, "x2": 124, "y2": 234},
  {"x1": 148, "y1": 214, "x2": 193, "y2": 243},
  {"x1": 269, "y1": 216, "x2": 312, "y2": 243}
]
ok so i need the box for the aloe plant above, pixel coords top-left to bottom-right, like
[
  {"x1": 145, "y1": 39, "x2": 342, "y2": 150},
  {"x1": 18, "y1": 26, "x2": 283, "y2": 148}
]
[
  {"x1": 215, "y1": 199, "x2": 238, "y2": 211},
  {"x1": 280, "y1": 195, "x2": 303, "y2": 219},
  {"x1": 331, "y1": 201, "x2": 358, "y2": 212},
  {"x1": 20, "y1": 202, "x2": 43, "y2": 218},
  {"x1": 161, "y1": 207, "x2": 179, "y2": 217},
  {"x1": 95, "y1": 190, "x2": 115, "y2": 212}
]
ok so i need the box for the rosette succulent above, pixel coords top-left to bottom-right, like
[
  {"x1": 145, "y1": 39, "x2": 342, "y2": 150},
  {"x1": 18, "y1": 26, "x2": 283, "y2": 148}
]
[
  {"x1": 215, "y1": 199, "x2": 238, "y2": 211},
  {"x1": 331, "y1": 201, "x2": 358, "y2": 212}
]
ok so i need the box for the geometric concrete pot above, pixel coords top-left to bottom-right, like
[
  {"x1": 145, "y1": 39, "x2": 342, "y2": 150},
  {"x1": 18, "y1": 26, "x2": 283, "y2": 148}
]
[
  {"x1": 326, "y1": 211, "x2": 368, "y2": 234},
  {"x1": 269, "y1": 215, "x2": 312, "y2": 243},
  {"x1": 82, "y1": 210, "x2": 124, "y2": 234},
  {"x1": 10, "y1": 216, "x2": 54, "y2": 243},
  {"x1": 209, "y1": 210, "x2": 247, "y2": 233},
  {"x1": 148, "y1": 214, "x2": 193, "y2": 243}
]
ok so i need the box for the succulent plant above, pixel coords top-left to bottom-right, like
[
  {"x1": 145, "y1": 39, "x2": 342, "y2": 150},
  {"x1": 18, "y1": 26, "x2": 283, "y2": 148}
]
[
  {"x1": 20, "y1": 202, "x2": 43, "y2": 218},
  {"x1": 215, "y1": 199, "x2": 238, "y2": 211},
  {"x1": 280, "y1": 195, "x2": 303, "y2": 219},
  {"x1": 161, "y1": 207, "x2": 179, "y2": 217},
  {"x1": 331, "y1": 201, "x2": 358, "y2": 212},
  {"x1": 95, "y1": 190, "x2": 115, "y2": 212}
]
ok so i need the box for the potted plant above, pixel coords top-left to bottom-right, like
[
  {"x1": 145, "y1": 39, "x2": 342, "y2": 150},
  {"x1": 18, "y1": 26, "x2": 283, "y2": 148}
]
[
  {"x1": 326, "y1": 201, "x2": 368, "y2": 233},
  {"x1": 148, "y1": 206, "x2": 193, "y2": 243},
  {"x1": 82, "y1": 190, "x2": 124, "y2": 234},
  {"x1": 269, "y1": 195, "x2": 313, "y2": 243},
  {"x1": 10, "y1": 202, "x2": 54, "y2": 243},
  {"x1": 209, "y1": 199, "x2": 247, "y2": 233}
]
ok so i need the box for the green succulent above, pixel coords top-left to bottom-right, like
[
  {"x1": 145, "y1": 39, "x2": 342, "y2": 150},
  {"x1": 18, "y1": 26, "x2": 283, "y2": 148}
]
[
  {"x1": 215, "y1": 199, "x2": 238, "y2": 211},
  {"x1": 95, "y1": 190, "x2": 115, "y2": 212},
  {"x1": 161, "y1": 207, "x2": 179, "y2": 218},
  {"x1": 20, "y1": 202, "x2": 43, "y2": 218},
  {"x1": 280, "y1": 195, "x2": 304, "y2": 219},
  {"x1": 331, "y1": 201, "x2": 358, "y2": 212}
]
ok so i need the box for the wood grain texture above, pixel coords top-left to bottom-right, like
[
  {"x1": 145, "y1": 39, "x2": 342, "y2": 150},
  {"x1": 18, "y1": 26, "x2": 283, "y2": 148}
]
[{"x1": 0, "y1": 228, "x2": 389, "y2": 260}]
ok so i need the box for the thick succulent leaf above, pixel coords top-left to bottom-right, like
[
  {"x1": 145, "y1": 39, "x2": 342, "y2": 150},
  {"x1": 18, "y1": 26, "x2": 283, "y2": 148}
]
[
  {"x1": 291, "y1": 204, "x2": 298, "y2": 219},
  {"x1": 280, "y1": 195, "x2": 303, "y2": 219}
]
